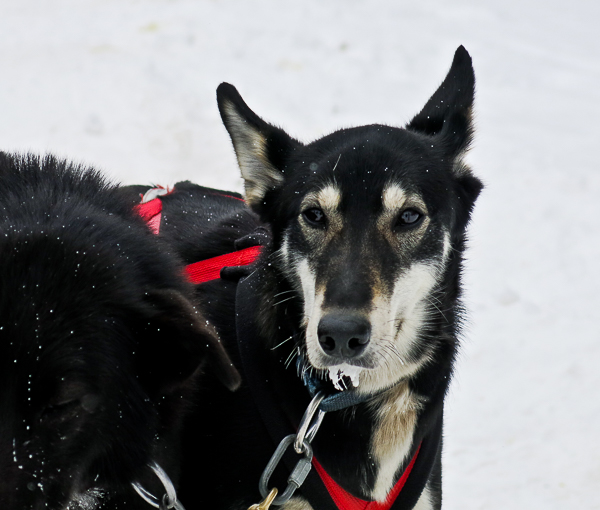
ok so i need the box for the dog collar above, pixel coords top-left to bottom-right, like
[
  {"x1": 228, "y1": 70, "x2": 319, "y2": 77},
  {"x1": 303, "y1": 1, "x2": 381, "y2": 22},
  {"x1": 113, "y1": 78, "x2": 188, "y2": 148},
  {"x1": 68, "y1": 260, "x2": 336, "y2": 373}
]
[{"x1": 298, "y1": 356, "x2": 395, "y2": 413}]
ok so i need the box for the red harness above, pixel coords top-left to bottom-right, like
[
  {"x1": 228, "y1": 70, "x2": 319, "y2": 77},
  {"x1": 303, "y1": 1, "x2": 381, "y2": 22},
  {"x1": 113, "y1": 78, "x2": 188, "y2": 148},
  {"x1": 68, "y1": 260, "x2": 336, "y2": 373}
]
[
  {"x1": 135, "y1": 196, "x2": 163, "y2": 235},
  {"x1": 135, "y1": 194, "x2": 262, "y2": 284},
  {"x1": 134, "y1": 189, "x2": 419, "y2": 510},
  {"x1": 313, "y1": 445, "x2": 420, "y2": 510}
]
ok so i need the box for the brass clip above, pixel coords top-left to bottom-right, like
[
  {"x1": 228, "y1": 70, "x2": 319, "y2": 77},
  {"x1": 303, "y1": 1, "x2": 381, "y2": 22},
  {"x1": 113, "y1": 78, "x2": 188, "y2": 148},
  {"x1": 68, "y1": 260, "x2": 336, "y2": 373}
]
[{"x1": 248, "y1": 488, "x2": 278, "y2": 510}]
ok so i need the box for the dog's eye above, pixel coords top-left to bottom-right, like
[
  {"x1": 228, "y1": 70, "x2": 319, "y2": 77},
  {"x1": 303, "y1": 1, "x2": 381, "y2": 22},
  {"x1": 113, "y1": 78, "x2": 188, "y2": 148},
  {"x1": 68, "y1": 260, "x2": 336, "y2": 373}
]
[
  {"x1": 302, "y1": 208, "x2": 327, "y2": 227},
  {"x1": 397, "y1": 209, "x2": 423, "y2": 227}
]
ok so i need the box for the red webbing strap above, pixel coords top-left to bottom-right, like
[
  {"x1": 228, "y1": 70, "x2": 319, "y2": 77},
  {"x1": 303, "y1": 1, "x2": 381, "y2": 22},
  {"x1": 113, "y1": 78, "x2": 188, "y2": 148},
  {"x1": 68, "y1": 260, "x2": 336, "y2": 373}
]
[
  {"x1": 184, "y1": 245, "x2": 263, "y2": 284},
  {"x1": 135, "y1": 197, "x2": 163, "y2": 235},
  {"x1": 312, "y1": 444, "x2": 421, "y2": 510},
  {"x1": 134, "y1": 189, "x2": 261, "y2": 283}
]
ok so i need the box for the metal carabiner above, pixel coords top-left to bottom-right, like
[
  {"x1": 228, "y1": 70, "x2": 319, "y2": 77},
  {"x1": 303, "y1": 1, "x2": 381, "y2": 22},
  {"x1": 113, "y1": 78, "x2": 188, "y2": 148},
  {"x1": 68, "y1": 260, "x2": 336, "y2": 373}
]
[
  {"x1": 258, "y1": 434, "x2": 314, "y2": 506},
  {"x1": 294, "y1": 392, "x2": 325, "y2": 454},
  {"x1": 256, "y1": 392, "x2": 327, "y2": 506}
]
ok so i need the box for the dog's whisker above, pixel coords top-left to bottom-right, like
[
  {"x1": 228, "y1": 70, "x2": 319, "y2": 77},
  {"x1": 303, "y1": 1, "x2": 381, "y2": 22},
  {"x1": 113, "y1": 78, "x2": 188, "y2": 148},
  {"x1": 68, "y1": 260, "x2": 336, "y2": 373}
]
[
  {"x1": 380, "y1": 341, "x2": 406, "y2": 366},
  {"x1": 284, "y1": 348, "x2": 299, "y2": 369},
  {"x1": 271, "y1": 336, "x2": 293, "y2": 350},
  {"x1": 380, "y1": 345, "x2": 395, "y2": 366},
  {"x1": 332, "y1": 153, "x2": 342, "y2": 172},
  {"x1": 272, "y1": 295, "x2": 297, "y2": 307},
  {"x1": 273, "y1": 289, "x2": 297, "y2": 299},
  {"x1": 425, "y1": 296, "x2": 449, "y2": 323}
]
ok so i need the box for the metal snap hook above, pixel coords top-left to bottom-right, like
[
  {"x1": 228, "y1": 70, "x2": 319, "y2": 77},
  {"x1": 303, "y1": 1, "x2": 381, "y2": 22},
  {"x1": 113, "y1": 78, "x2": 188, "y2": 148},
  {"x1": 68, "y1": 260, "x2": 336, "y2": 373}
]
[
  {"x1": 294, "y1": 391, "x2": 325, "y2": 454},
  {"x1": 131, "y1": 461, "x2": 185, "y2": 510}
]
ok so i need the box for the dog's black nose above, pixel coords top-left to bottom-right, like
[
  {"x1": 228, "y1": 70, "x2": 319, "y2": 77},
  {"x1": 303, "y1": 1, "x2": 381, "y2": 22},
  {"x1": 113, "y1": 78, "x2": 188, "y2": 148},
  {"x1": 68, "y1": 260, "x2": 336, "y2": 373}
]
[{"x1": 317, "y1": 313, "x2": 371, "y2": 359}]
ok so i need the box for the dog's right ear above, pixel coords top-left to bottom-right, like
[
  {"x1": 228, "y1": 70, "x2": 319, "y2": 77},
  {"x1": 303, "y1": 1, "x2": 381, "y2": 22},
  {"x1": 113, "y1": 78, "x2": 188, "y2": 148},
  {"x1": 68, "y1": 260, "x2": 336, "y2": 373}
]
[{"x1": 217, "y1": 83, "x2": 302, "y2": 214}]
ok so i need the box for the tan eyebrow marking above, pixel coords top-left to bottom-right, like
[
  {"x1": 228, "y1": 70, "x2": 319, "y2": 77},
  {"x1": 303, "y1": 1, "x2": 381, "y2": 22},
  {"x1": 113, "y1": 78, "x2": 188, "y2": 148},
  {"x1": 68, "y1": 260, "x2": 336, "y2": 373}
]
[
  {"x1": 316, "y1": 185, "x2": 342, "y2": 210},
  {"x1": 382, "y1": 184, "x2": 428, "y2": 215},
  {"x1": 301, "y1": 184, "x2": 342, "y2": 211},
  {"x1": 382, "y1": 184, "x2": 407, "y2": 211}
]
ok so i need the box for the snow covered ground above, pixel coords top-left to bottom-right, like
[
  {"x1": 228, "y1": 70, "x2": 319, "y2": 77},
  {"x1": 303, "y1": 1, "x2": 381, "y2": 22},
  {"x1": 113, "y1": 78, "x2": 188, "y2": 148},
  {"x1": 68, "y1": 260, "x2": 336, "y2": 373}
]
[{"x1": 1, "y1": 1, "x2": 599, "y2": 508}]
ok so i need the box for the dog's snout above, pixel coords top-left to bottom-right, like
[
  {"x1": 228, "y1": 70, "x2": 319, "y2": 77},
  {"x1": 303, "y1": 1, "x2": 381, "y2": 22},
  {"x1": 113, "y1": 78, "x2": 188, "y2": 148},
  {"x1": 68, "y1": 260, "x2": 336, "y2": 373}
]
[{"x1": 317, "y1": 314, "x2": 371, "y2": 359}]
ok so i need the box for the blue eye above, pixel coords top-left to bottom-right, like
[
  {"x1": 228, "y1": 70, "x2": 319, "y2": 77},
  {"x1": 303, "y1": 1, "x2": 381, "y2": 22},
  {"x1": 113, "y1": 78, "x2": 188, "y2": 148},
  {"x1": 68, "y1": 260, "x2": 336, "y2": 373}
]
[
  {"x1": 397, "y1": 209, "x2": 422, "y2": 227},
  {"x1": 302, "y1": 208, "x2": 326, "y2": 226}
]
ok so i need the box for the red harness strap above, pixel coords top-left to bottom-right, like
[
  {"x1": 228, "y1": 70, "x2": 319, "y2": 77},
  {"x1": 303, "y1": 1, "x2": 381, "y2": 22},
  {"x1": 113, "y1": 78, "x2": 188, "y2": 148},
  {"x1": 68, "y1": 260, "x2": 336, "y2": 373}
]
[
  {"x1": 135, "y1": 189, "x2": 262, "y2": 284},
  {"x1": 312, "y1": 444, "x2": 421, "y2": 510},
  {"x1": 135, "y1": 197, "x2": 163, "y2": 235},
  {"x1": 184, "y1": 246, "x2": 263, "y2": 284}
]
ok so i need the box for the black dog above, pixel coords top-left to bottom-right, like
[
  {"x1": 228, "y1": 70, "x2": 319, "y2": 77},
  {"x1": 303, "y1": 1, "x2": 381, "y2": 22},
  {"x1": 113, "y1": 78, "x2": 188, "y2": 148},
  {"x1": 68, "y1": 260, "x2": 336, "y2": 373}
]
[
  {"x1": 0, "y1": 153, "x2": 240, "y2": 510},
  {"x1": 128, "y1": 46, "x2": 481, "y2": 510}
]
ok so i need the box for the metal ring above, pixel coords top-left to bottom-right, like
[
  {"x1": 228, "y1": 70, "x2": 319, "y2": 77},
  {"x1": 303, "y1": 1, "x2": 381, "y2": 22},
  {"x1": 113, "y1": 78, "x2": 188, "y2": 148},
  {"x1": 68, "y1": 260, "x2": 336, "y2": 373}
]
[
  {"x1": 294, "y1": 392, "x2": 325, "y2": 454},
  {"x1": 131, "y1": 461, "x2": 185, "y2": 510}
]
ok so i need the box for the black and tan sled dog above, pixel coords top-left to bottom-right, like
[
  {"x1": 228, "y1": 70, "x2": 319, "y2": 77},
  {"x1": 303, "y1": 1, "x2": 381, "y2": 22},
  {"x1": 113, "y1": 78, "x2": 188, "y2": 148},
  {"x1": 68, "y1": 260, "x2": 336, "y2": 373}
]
[
  {"x1": 131, "y1": 46, "x2": 482, "y2": 510},
  {"x1": 0, "y1": 154, "x2": 240, "y2": 510}
]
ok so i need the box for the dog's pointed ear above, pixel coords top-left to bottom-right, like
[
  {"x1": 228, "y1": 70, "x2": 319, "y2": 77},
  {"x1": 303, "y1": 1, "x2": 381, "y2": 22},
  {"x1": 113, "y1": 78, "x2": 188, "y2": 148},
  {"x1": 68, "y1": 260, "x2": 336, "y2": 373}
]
[
  {"x1": 408, "y1": 46, "x2": 483, "y2": 215},
  {"x1": 217, "y1": 83, "x2": 302, "y2": 213},
  {"x1": 139, "y1": 288, "x2": 241, "y2": 393},
  {"x1": 407, "y1": 46, "x2": 475, "y2": 160}
]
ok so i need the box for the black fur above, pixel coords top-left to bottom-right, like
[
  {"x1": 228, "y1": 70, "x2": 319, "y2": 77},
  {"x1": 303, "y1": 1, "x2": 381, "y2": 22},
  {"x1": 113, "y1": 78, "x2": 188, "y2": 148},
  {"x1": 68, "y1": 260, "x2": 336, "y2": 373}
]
[{"x1": 0, "y1": 154, "x2": 240, "y2": 510}]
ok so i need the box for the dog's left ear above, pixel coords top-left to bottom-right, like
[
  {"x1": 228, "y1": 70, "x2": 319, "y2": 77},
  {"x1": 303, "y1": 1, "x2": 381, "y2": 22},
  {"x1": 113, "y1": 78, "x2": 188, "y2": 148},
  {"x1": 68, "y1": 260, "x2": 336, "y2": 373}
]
[
  {"x1": 407, "y1": 46, "x2": 483, "y2": 212},
  {"x1": 407, "y1": 46, "x2": 475, "y2": 158},
  {"x1": 217, "y1": 83, "x2": 302, "y2": 215},
  {"x1": 140, "y1": 288, "x2": 241, "y2": 393}
]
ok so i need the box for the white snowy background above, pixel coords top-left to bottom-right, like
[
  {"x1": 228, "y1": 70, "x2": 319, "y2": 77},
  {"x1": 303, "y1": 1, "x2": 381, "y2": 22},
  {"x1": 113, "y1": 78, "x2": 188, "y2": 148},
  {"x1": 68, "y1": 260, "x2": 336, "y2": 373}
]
[{"x1": 1, "y1": 1, "x2": 599, "y2": 508}]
